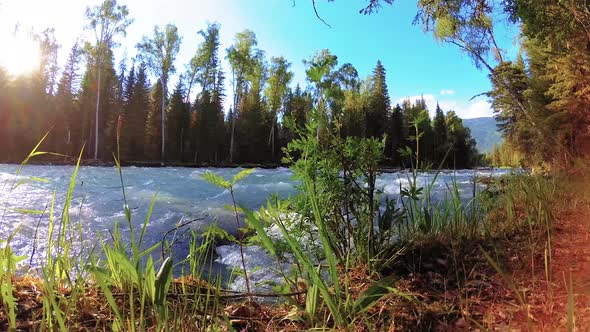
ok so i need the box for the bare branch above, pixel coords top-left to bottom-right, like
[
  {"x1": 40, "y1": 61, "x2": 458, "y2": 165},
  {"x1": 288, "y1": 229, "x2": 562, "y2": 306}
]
[
  {"x1": 312, "y1": 0, "x2": 332, "y2": 28},
  {"x1": 160, "y1": 216, "x2": 204, "y2": 258},
  {"x1": 469, "y1": 92, "x2": 488, "y2": 101}
]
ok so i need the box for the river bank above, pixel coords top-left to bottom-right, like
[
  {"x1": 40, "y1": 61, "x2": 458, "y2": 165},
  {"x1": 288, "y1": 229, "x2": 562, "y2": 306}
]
[{"x1": 0, "y1": 160, "x2": 567, "y2": 330}]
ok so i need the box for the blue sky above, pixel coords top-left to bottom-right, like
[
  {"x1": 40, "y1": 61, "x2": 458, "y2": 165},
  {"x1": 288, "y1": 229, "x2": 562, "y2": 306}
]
[{"x1": 0, "y1": 0, "x2": 519, "y2": 118}]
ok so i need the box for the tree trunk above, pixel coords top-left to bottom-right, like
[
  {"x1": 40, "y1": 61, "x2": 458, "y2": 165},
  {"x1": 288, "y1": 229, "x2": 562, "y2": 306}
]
[
  {"x1": 180, "y1": 127, "x2": 184, "y2": 162},
  {"x1": 161, "y1": 81, "x2": 166, "y2": 164},
  {"x1": 230, "y1": 108, "x2": 236, "y2": 163},
  {"x1": 94, "y1": 66, "x2": 101, "y2": 160},
  {"x1": 230, "y1": 72, "x2": 242, "y2": 164},
  {"x1": 268, "y1": 121, "x2": 275, "y2": 162}
]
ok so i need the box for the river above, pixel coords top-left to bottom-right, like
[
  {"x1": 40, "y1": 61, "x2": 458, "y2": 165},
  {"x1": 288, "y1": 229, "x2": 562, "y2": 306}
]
[{"x1": 0, "y1": 164, "x2": 513, "y2": 290}]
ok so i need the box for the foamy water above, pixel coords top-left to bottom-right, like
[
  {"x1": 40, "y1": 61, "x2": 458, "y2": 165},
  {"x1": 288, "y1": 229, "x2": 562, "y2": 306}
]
[{"x1": 0, "y1": 164, "x2": 512, "y2": 289}]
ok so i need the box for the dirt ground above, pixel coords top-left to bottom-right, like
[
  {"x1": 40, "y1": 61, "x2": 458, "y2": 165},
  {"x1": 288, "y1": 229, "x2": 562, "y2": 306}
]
[{"x1": 484, "y1": 172, "x2": 590, "y2": 331}]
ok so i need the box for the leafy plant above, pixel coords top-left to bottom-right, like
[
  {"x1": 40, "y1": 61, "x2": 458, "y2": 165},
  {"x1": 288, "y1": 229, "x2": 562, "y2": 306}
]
[
  {"x1": 202, "y1": 168, "x2": 254, "y2": 293},
  {"x1": 0, "y1": 229, "x2": 26, "y2": 331}
]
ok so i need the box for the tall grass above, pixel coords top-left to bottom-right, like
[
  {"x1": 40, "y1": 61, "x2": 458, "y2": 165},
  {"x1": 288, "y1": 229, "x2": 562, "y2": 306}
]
[
  {"x1": 0, "y1": 118, "x2": 566, "y2": 330},
  {"x1": 0, "y1": 228, "x2": 25, "y2": 331}
]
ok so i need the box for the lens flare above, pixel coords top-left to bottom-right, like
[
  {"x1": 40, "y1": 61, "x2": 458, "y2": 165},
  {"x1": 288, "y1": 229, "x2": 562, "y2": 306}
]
[{"x1": 0, "y1": 34, "x2": 40, "y2": 76}]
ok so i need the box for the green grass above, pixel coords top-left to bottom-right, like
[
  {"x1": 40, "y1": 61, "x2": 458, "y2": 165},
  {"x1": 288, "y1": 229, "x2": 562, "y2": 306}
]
[{"x1": 0, "y1": 125, "x2": 566, "y2": 330}]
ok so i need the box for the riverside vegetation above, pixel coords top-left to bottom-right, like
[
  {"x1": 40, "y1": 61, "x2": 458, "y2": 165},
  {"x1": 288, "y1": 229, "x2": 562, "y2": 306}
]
[
  {"x1": 0, "y1": 111, "x2": 572, "y2": 330},
  {"x1": 3, "y1": 0, "x2": 590, "y2": 330}
]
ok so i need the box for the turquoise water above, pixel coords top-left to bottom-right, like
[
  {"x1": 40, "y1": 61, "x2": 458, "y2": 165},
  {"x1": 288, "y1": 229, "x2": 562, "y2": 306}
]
[{"x1": 0, "y1": 164, "x2": 512, "y2": 288}]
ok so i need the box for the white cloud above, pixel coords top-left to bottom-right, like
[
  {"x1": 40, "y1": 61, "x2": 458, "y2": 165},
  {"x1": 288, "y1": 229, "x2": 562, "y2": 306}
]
[
  {"x1": 463, "y1": 100, "x2": 493, "y2": 118},
  {"x1": 440, "y1": 89, "x2": 455, "y2": 96},
  {"x1": 394, "y1": 94, "x2": 493, "y2": 119}
]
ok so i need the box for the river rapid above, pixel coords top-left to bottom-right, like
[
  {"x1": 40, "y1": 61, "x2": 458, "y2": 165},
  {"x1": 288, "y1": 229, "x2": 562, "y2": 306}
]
[{"x1": 0, "y1": 164, "x2": 512, "y2": 290}]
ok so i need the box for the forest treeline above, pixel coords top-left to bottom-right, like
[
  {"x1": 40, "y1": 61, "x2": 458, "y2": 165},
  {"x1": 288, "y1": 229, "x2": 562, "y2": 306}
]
[
  {"x1": 0, "y1": 0, "x2": 482, "y2": 168},
  {"x1": 347, "y1": 0, "x2": 590, "y2": 169}
]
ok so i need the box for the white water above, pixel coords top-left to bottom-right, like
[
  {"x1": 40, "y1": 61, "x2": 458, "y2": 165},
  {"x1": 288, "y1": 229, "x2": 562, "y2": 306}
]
[{"x1": 0, "y1": 164, "x2": 512, "y2": 289}]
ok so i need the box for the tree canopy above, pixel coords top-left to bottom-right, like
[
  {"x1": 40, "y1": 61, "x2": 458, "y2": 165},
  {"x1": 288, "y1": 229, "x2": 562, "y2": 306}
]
[{"x1": 0, "y1": 0, "x2": 484, "y2": 169}]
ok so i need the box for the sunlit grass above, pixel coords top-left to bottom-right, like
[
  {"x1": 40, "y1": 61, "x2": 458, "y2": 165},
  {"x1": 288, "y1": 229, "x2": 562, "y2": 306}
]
[{"x1": 0, "y1": 129, "x2": 570, "y2": 330}]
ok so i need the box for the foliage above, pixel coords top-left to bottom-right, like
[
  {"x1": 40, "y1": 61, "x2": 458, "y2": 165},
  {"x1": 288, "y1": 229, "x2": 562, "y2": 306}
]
[
  {"x1": 84, "y1": 0, "x2": 133, "y2": 160},
  {"x1": 0, "y1": 12, "x2": 483, "y2": 168},
  {"x1": 488, "y1": 141, "x2": 521, "y2": 167},
  {"x1": 0, "y1": 230, "x2": 26, "y2": 330},
  {"x1": 2, "y1": 2, "x2": 584, "y2": 329},
  {"x1": 0, "y1": 90, "x2": 568, "y2": 331},
  {"x1": 137, "y1": 23, "x2": 182, "y2": 162},
  {"x1": 202, "y1": 168, "x2": 255, "y2": 293}
]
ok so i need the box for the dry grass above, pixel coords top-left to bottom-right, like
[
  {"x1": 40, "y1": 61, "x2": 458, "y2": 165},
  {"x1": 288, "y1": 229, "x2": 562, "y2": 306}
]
[{"x1": 0, "y1": 222, "x2": 576, "y2": 331}]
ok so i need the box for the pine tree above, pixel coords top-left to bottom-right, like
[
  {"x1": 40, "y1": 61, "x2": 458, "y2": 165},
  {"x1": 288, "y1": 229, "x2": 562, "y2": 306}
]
[
  {"x1": 491, "y1": 143, "x2": 501, "y2": 166},
  {"x1": 84, "y1": 0, "x2": 132, "y2": 160},
  {"x1": 100, "y1": 54, "x2": 122, "y2": 159},
  {"x1": 123, "y1": 63, "x2": 150, "y2": 160},
  {"x1": 338, "y1": 64, "x2": 365, "y2": 138},
  {"x1": 54, "y1": 42, "x2": 82, "y2": 156},
  {"x1": 366, "y1": 60, "x2": 390, "y2": 138},
  {"x1": 166, "y1": 81, "x2": 190, "y2": 161},
  {"x1": 227, "y1": 29, "x2": 260, "y2": 163},
  {"x1": 432, "y1": 102, "x2": 448, "y2": 165},
  {"x1": 189, "y1": 23, "x2": 225, "y2": 164},
  {"x1": 76, "y1": 50, "x2": 119, "y2": 160},
  {"x1": 212, "y1": 69, "x2": 226, "y2": 162},
  {"x1": 77, "y1": 63, "x2": 96, "y2": 158},
  {"x1": 237, "y1": 54, "x2": 268, "y2": 163},
  {"x1": 446, "y1": 111, "x2": 477, "y2": 168},
  {"x1": 137, "y1": 23, "x2": 182, "y2": 163},
  {"x1": 118, "y1": 63, "x2": 135, "y2": 159},
  {"x1": 416, "y1": 109, "x2": 433, "y2": 163},
  {"x1": 145, "y1": 80, "x2": 163, "y2": 160},
  {"x1": 386, "y1": 104, "x2": 404, "y2": 165},
  {"x1": 282, "y1": 85, "x2": 312, "y2": 144}
]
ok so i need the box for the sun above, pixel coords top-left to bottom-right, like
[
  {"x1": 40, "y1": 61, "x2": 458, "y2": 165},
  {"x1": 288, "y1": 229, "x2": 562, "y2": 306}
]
[{"x1": 0, "y1": 34, "x2": 40, "y2": 76}]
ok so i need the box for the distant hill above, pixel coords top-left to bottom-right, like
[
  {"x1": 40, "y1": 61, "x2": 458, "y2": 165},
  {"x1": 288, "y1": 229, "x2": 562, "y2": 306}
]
[{"x1": 463, "y1": 117, "x2": 503, "y2": 153}]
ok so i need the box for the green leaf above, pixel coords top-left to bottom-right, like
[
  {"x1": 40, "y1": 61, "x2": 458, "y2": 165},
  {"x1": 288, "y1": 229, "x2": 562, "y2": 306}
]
[
  {"x1": 241, "y1": 206, "x2": 276, "y2": 255},
  {"x1": 138, "y1": 242, "x2": 161, "y2": 260},
  {"x1": 29, "y1": 176, "x2": 50, "y2": 183},
  {"x1": 305, "y1": 270, "x2": 320, "y2": 321},
  {"x1": 91, "y1": 266, "x2": 123, "y2": 325},
  {"x1": 145, "y1": 256, "x2": 156, "y2": 304},
  {"x1": 155, "y1": 257, "x2": 173, "y2": 307},
  {"x1": 232, "y1": 168, "x2": 254, "y2": 184},
  {"x1": 138, "y1": 193, "x2": 158, "y2": 250},
  {"x1": 111, "y1": 250, "x2": 139, "y2": 285},
  {"x1": 202, "y1": 172, "x2": 231, "y2": 189},
  {"x1": 13, "y1": 208, "x2": 45, "y2": 215},
  {"x1": 353, "y1": 276, "x2": 398, "y2": 314}
]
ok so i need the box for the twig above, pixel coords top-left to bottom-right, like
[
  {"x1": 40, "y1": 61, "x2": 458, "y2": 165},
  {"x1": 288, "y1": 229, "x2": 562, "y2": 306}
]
[
  {"x1": 469, "y1": 92, "x2": 488, "y2": 101},
  {"x1": 312, "y1": 0, "x2": 332, "y2": 27},
  {"x1": 160, "y1": 216, "x2": 204, "y2": 258},
  {"x1": 167, "y1": 289, "x2": 307, "y2": 299}
]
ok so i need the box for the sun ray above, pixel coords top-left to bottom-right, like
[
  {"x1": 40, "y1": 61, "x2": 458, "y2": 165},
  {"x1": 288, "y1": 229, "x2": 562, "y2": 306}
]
[{"x1": 0, "y1": 33, "x2": 40, "y2": 76}]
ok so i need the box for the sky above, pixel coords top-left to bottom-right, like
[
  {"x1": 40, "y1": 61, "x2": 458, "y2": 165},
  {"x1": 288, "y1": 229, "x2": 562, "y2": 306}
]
[{"x1": 0, "y1": 0, "x2": 519, "y2": 119}]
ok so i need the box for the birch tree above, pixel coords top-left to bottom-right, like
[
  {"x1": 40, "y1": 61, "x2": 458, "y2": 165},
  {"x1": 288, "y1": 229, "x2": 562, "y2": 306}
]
[
  {"x1": 84, "y1": 0, "x2": 132, "y2": 160},
  {"x1": 137, "y1": 23, "x2": 181, "y2": 163}
]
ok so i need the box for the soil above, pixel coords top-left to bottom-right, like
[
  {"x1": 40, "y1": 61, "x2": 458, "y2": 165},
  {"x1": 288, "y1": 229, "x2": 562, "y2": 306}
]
[{"x1": 482, "y1": 175, "x2": 590, "y2": 331}]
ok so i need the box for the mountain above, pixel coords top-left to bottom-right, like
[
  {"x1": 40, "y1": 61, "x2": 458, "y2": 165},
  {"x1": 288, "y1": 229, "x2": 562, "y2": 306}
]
[{"x1": 463, "y1": 117, "x2": 503, "y2": 153}]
